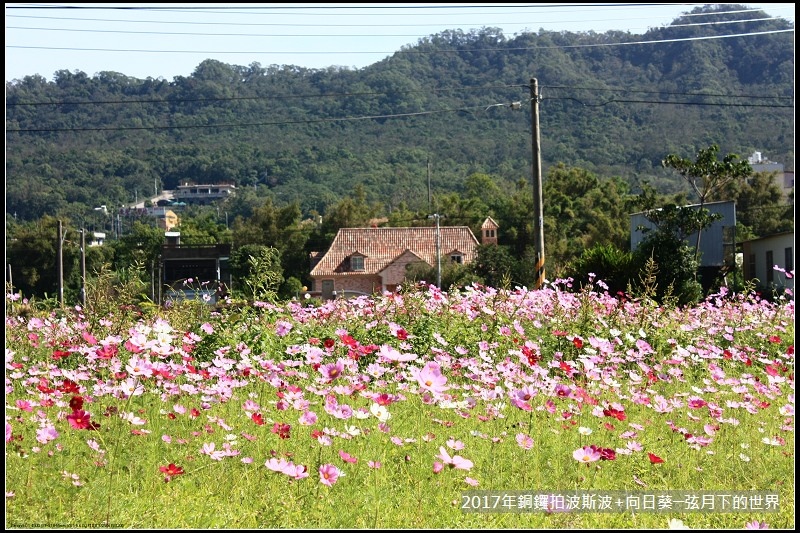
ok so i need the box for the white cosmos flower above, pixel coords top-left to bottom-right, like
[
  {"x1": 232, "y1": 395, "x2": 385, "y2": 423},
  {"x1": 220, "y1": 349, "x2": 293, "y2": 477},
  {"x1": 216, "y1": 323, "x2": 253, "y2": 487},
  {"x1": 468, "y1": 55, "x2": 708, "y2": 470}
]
[
  {"x1": 370, "y1": 403, "x2": 391, "y2": 422},
  {"x1": 343, "y1": 425, "x2": 361, "y2": 437},
  {"x1": 120, "y1": 411, "x2": 146, "y2": 425}
]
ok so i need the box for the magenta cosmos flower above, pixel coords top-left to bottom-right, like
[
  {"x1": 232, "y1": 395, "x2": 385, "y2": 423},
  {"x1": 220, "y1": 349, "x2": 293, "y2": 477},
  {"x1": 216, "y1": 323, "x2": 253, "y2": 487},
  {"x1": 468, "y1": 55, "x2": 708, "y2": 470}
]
[
  {"x1": 414, "y1": 362, "x2": 449, "y2": 395},
  {"x1": 319, "y1": 361, "x2": 345, "y2": 382}
]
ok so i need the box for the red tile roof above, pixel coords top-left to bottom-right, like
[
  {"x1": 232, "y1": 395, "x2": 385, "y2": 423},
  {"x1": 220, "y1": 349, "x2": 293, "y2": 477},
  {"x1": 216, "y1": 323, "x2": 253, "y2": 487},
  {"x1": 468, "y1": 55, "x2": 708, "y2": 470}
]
[{"x1": 310, "y1": 226, "x2": 480, "y2": 277}]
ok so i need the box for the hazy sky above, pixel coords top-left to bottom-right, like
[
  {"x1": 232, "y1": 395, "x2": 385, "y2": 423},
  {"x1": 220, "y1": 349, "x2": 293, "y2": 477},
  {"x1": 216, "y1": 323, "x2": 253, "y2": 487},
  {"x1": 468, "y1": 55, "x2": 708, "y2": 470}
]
[{"x1": 5, "y1": 3, "x2": 795, "y2": 82}]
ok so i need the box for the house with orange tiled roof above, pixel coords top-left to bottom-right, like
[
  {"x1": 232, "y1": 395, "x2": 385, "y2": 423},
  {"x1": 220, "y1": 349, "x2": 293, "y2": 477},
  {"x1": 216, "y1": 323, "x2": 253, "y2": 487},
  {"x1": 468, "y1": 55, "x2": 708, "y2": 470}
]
[{"x1": 309, "y1": 218, "x2": 498, "y2": 299}]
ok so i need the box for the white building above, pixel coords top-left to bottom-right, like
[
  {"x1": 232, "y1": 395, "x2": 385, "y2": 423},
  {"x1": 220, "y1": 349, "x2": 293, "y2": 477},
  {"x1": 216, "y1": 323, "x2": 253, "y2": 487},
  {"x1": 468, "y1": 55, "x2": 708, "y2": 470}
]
[{"x1": 741, "y1": 231, "x2": 794, "y2": 294}]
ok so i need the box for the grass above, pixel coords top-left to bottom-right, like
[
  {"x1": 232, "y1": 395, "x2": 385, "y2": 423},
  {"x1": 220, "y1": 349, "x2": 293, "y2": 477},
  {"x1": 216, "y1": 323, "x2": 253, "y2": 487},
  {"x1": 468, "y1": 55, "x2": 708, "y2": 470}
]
[{"x1": 4, "y1": 278, "x2": 794, "y2": 529}]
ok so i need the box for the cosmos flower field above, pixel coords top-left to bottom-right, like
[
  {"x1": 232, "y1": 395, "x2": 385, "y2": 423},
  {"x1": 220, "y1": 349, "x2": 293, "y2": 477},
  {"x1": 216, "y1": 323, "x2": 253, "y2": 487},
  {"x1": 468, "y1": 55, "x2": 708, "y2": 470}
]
[{"x1": 4, "y1": 278, "x2": 794, "y2": 529}]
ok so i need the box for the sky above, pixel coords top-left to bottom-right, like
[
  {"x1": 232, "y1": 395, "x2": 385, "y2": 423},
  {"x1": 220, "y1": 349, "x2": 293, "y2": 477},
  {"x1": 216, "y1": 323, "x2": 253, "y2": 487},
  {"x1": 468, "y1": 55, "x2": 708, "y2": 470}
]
[{"x1": 5, "y1": 3, "x2": 795, "y2": 82}]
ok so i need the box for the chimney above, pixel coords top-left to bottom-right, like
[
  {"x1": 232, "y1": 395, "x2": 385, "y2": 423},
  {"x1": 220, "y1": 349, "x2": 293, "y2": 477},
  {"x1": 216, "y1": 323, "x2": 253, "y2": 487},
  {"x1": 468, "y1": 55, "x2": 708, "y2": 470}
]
[{"x1": 481, "y1": 217, "x2": 499, "y2": 245}]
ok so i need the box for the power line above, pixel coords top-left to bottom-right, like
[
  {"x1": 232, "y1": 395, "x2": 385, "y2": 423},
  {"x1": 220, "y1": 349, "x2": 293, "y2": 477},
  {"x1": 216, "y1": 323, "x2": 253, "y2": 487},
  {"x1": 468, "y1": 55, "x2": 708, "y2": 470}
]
[
  {"x1": 547, "y1": 97, "x2": 793, "y2": 108},
  {"x1": 7, "y1": 83, "x2": 792, "y2": 107},
  {"x1": 6, "y1": 28, "x2": 793, "y2": 57},
  {"x1": 6, "y1": 94, "x2": 793, "y2": 134},
  {"x1": 6, "y1": 104, "x2": 495, "y2": 133}
]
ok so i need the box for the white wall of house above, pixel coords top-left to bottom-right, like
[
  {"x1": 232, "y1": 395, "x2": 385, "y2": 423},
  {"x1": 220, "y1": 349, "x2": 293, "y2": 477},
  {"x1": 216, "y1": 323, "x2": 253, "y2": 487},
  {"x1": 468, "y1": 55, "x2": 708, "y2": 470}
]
[{"x1": 742, "y1": 232, "x2": 794, "y2": 293}]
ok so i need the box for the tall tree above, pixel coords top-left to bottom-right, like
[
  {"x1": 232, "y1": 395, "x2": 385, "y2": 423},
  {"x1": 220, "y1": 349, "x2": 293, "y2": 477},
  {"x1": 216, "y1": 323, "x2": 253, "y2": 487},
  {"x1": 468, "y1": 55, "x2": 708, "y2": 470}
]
[{"x1": 662, "y1": 144, "x2": 752, "y2": 261}]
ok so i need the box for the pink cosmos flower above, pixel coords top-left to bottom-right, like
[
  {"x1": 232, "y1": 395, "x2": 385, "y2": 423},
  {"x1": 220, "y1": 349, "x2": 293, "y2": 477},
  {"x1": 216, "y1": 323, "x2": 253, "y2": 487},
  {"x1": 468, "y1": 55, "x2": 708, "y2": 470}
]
[
  {"x1": 446, "y1": 438, "x2": 465, "y2": 450},
  {"x1": 15, "y1": 400, "x2": 33, "y2": 412},
  {"x1": 275, "y1": 320, "x2": 293, "y2": 337},
  {"x1": 744, "y1": 520, "x2": 769, "y2": 529},
  {"x1": 265, "y1": 457, "x2": 291, "y2": 473},
  {"x1": 319, "y1": 463, "x2": 344, "y2": 486},
  {"x1": 36, "y1": 426, "x2": 59, "y2": 444},
  {"x1": 338, "y1": 450, "x2": 358, "y2": 464},
  {"x1": 573, "y1": 446, "x2": 601, "y2": 463},
  {"x1": 299, "y1": 410, "x2": 318, "y2": 426},
  {"x1": 284, "y1": 462, "x2": 309, "y2": 480},
  {"x1": 378, "y1": 344, "x2": 418, "y2": 363},
  {"x1": 515, "y1": 433, "x2": 534, "y2": 450},
  {"x1": 437, "y1": 446, "x2": 473, "y2": 471},
  {"x1": 5, "y1": 422, "x2": 11, "y2": 443},
  {"x1": 464, "y1": 477, "x2": 479, "y2": 487},
  {"x1": 414, "y1": 362, "x2": 449, "y2": 395}
]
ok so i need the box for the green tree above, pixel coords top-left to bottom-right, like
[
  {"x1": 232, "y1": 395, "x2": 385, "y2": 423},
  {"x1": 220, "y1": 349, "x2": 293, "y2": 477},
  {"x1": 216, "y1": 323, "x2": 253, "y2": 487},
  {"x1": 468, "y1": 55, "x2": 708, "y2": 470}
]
[
  {"x1": 727, "y1": 170, "x2": 793, "y2": 238},
  {"x1": 633, "y1": 205, "x2": 707, "y2": 306},
  {"x1": 662, "y1": 144, "x2": 752, "y2": 261},
  {"x1": 470, "y1": 244, "x2": 518, "y2": 289},
  {"x1": 563, "y1": 243, "x2": 637, "y2": 296},
  {"x1": 229, "y1": 244, "x2": 284, "y2": 301}
]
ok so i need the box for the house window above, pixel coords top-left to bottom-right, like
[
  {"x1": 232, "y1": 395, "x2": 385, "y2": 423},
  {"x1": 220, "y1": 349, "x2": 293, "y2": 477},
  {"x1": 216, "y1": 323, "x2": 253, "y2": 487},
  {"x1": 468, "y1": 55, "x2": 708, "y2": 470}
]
[
  {"x1": 350, "y1": 256, "x2": 365, "y2": 271},
  {"x1": 766, "y1": 250, "x2": 774, "y2": 284},
  {"x1": 785, "y1": 247, "x2": 793, "y2": 274},
  {"x1": 450, "y1": 254, "x2": 463, "y2": 264},
  {"x1": 748, "y1": 254, "x2": 756, "y2": 279}
]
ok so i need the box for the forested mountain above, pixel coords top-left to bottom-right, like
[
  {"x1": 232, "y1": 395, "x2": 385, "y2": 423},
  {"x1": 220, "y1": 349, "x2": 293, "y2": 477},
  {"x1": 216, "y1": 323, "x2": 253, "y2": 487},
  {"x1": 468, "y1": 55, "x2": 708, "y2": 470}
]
[{"x1": 6, "y1": 4, "x2": 794, "y2": 225}]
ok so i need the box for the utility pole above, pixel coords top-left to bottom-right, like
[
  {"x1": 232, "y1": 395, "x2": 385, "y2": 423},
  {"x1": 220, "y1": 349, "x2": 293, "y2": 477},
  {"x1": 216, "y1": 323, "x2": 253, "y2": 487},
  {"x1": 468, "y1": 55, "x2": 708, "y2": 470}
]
[
  {"x1": 427, "y1": 157, "x2": 432, "y2": 213},
  {"x1": 530, "y1": 78, "x2": 545, "y2": 289},
  {"x1": 428, "y1": 214, "x2": 442, "y2": 288},
  {"x1": 57, "y1": 220, "x2": 64, "y2": 306},
  {"x1": 79, "y1": 228, "x2": 86, "y2": 306}
]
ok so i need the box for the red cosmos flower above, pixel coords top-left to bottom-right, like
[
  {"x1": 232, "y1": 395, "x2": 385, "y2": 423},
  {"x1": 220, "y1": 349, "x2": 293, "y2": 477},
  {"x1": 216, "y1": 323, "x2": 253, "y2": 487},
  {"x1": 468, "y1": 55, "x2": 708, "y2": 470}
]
[
  {"x1": 310, "y1": 429, "x2": 324, "y2": 439},
  {"x1": 67, "y1": 410, "x2": 99, "y2": 430},
  {"x1": 647, "y1": 452, "x2": 665, "y2": 464},
  {"x1": 787, "y1": 345, "x2": 794, "y2": 356},
  {"x1": 252, "y1": 413, "x2": 265, "y2": 426},
  {"x1": 37, "y1": 380, "x2": 55, "y2": 394},
  {"x1": 768, "y1": 335, "x2": 782, "y2": 344},
  {"x1": 522, "y1": 345, "x2": 540, "y2": 366},
  {"x1": 603, "y1": 408, "x2": 627, "y2": 421},
  {"x1": 552, "y1": 330, "x2": 569, "y2": 337},
  {"x1": 590, "y1": 445, "x2": 616, "y2": 461},
  {"x1": 189, "y1": 408, "x2": 200, "y2": 418},
  {"x1": 271, "y1": 422, "x2": 291, "y2": 439},
  {"x1": 723, "y1": 350, "x2": 733, "y2": 360},
  {"x1": 323, "y1": 338, "x2": 336, "y2": 349},
  {"x1": 159, "y1": 463, "x2": 185, "y2": 481},
  {"x1": 339, "y1": 334, "x2": 358, "y2": 348},
  {"x1": 572, "y1": 337, "x2": 584, "y2": 350},
  {"x1": 52, "y1": 349, "x2": 71, "y2": 360},
  {"x1": 395, "y1": 328, "x2": 408, "y2": 340},
  {"x1": 69, "y1": 395, "x2": 84, "y2": 412},
  {"x1": 59, "y1": 379, "x2": 80, "y2": 394},
  {"x1": 95, "y1": 344, "x2": 118, "y2": 360}
]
